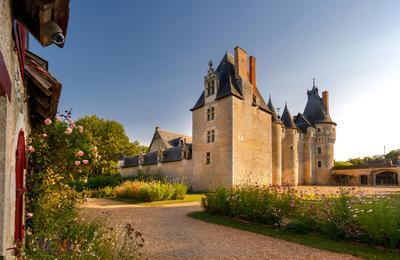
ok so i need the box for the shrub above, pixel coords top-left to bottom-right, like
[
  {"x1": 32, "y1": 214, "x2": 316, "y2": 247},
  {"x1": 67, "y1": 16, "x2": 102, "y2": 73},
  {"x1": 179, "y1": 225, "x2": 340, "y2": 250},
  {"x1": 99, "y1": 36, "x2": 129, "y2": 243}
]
[
  {"x1": 115, "y1": 180, "x2": 187, "y2": 202},
  {"x1": 201, "y1": 185, "x2": 400, "y2": 248},
  {"x1": 86, "y1": 174, "x2": 121, "y2": 189},
  {"x1": 122, "y1": 170, "x2": 166, "y2": 182}
]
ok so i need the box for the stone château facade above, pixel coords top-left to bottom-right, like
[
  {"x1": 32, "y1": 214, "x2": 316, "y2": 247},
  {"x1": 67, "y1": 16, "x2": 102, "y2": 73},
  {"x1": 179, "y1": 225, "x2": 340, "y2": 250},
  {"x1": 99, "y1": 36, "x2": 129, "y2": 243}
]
[{"x1": 121, "y1": 46, "x2": 336, "y2": 191}]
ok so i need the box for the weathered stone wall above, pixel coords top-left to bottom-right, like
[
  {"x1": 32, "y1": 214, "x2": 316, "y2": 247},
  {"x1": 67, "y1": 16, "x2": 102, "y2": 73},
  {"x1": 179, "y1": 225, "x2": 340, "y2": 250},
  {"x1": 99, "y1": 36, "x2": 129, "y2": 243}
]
[
  {"x1": 148, "y1": 135, "x2": 165, "y2": 152},
  {"x1": 314, "y1": 123, "x2": 336, "y2": 185},
  {"x1": 232, "y1": 81, "x2": 272, "y2": 186},
  {"x1": 282, "y1": 128, "x2": 299, "y2": 185},
  {"x1": 302, "y1": 128, "x2": 315, "y2": 185},
  {"x1": 192, "y1": 96, "x2": 233, "y2": 191},
  {"x1": 271, "y1": 122, "x2": 282, "y2": 185},
  {"x1": 120, "y1": 159, "x2": 194, "y2": 187},
  {"x1": 0, "y1": 0, "x2": 30, "y2": 257}
]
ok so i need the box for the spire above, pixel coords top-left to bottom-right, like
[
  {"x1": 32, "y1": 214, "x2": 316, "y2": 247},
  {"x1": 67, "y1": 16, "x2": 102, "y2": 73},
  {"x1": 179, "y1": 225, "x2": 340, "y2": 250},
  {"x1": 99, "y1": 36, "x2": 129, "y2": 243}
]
[
  {"x1": 281, "y1": 103, "x2": 297, "y2": 129},
  {"x1": 208, "y1": 59, "x2": 213, "y2": 70},
  {"x1": 312, "y1": 78, "x2": 316, "y2": 88},
  {"x1": 267, "y1": 95, "x2": 280, "y2": 122}
]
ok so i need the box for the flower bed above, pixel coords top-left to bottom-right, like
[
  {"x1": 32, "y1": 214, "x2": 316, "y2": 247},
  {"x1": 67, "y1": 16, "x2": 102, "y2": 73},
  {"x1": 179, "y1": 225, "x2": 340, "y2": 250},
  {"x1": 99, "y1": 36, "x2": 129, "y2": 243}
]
[
  {"x1": 201, "y1": 186, "x2": 400, "y2": 248},
  {"x1": 115, "y1": 180, "x2": 187, "y2": 202}
]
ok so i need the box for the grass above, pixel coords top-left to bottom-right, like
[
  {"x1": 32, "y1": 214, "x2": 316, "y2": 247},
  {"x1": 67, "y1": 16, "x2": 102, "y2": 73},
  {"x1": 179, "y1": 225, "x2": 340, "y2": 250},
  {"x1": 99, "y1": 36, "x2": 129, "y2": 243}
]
[
  {"x1": 113, "y1": 193, "x2": 204, "y2": 206},
  {"x1": 188, "y1": 211, "x2": 400, "y2": 260}
]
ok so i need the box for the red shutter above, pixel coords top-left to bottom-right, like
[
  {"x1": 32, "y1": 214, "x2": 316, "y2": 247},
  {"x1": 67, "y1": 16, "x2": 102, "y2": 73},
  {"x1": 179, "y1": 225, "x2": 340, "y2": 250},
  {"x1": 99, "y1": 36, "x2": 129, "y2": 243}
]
[
  {"x1": 13, "y1": 20, "x2": 26, "y2": 80},
  {"x1": 15, "y1": 130, "x2": 26, "y2": 243},
  {"x1": 0, "y1": 51, "x2": 12, "y2": 102}
]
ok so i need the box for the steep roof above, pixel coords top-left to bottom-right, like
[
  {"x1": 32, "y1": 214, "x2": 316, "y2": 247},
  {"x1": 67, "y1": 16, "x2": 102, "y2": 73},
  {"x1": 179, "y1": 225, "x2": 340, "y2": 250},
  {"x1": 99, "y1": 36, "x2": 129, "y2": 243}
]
[
  {"x1": 191, "y1": 53, "x2": 270, "y2": 113},
  {"x1": 267, "y1": 96, "x2": 281, "y2": 122},
  {"x1": 303, "y1": 87, "x2": 335, "y2": 124},
  {"x1": 191, "y1": 53, "x2": 243, "y2": 111},
  {"x1": 294, "y1": 113, "x2": 313, "y2": 133},
  {"x1": 281, "y1": 104, "x2": 297, "y2": 129},
  {"x1": 155, "y1": 128, "x2": 192, "y2": 148}
]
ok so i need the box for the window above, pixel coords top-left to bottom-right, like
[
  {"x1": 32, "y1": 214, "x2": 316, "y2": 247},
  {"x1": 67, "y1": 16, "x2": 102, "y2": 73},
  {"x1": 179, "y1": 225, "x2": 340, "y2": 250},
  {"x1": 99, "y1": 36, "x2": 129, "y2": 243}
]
[
  {"x1": 317, "y1": 128, "x2": 321, "y2": 132},
  {"x1": 206, "y1": 81, "x2": 215, "y2": 96},
  {"x1": 318, "y1": 161, "x2": 322, "y2": 168},
  {"x1": 206, "y1": 152, "x2": 211, "y2": 165},
  {"x1": 360, "y1": 175, "x2": 368, "y2": 185},
  {"x1": 207, "y1": 106, "x2": 215, "y2": 121},
  {"x1": 290, "y1": 146, "x2": 293, "y2": 151},
  {"x1": 317, "y1": 147, "x2": 322, "y2": 154},
  {"x1": 207, "y1": 130, "x2": 215, "y2": 143}
]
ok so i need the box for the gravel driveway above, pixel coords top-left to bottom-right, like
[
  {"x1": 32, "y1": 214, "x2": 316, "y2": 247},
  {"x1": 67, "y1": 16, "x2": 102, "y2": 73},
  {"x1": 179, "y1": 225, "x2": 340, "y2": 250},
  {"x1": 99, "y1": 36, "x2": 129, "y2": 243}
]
[{"x1": 80, "y1": 199, "x2": 358, "y2": 259}]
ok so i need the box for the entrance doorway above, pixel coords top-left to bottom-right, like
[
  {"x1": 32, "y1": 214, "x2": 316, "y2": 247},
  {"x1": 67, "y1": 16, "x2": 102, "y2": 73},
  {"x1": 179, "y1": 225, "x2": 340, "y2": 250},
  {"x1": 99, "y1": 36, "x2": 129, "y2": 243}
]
[
  {"x1": 375, "y1": 172, "x2": 398, "y2": 186},
  {"x1": 15, "y1": 130, "x2": 25, "y2": 243}
]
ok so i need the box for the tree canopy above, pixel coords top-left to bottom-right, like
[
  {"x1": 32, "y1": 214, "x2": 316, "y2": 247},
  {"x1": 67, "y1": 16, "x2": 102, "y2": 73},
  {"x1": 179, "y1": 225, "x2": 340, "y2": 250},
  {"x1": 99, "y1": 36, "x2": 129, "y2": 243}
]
[{"x1": 76, "y1": 115, "x2": 147, "y2": 174}]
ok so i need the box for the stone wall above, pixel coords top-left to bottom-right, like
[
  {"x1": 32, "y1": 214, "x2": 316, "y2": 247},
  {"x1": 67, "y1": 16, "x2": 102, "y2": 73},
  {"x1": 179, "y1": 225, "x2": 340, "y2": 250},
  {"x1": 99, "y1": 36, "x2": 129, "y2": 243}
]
[
  {"x1": 282, "y1": 128, "x2": 299, "y2": 185},
  {"x1": 0, "y1": 0, "x2": 30, "y2": 258},
  {"x1": 271, "y1": 122, "x2": 282, "y2": 185},
  {"x1": 120, "y1": 159, "x2": 194, "y2": 187},
  {"x1": 232, "y1": 81, "x2": 272, "y2": 186},
  {"x1": 314, "y1": 123, "x2": 336, "y2": 185},
  {"x1": 192, "y1": 96, "x2": 233, "y2": 191}
]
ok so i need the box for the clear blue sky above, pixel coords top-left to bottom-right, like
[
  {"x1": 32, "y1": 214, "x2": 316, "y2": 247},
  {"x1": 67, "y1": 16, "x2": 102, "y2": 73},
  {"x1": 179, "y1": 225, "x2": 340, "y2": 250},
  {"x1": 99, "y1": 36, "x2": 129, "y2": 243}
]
[{"x1": 30, "y1": 0, "x2": 400, "y2": 161}]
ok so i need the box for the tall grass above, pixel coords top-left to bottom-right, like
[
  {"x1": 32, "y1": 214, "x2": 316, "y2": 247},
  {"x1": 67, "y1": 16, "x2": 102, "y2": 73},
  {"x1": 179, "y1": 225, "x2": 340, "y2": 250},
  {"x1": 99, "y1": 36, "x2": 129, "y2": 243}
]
[{"x1": 202, "y1": 185, "x2": 400, "y2": 248}]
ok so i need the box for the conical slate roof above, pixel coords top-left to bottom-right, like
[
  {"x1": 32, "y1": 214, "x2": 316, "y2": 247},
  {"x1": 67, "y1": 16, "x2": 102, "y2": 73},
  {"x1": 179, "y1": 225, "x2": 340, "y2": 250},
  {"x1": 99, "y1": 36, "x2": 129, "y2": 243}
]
[
  {"x1": 303, "y1": 86, "x2": 334, "y2": 124},
  {"x1": 281, "y1": 103, "x2": 297, "y2": 129},
  {"x1": 267, "y1": 96, "x2": 280, "y2": 122}
]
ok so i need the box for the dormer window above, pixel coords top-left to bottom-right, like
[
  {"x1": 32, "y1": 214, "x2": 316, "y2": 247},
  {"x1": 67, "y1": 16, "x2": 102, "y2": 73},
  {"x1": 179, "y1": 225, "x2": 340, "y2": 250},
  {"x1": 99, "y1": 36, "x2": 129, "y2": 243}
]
[{"x1": 206, "y1": 81, "x2": 215, "y2": 97}]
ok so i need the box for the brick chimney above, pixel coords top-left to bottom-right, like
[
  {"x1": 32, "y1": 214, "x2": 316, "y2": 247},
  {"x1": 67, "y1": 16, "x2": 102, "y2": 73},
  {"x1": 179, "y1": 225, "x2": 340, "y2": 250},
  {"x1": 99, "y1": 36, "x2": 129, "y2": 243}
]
[
  {"x1": 234, "y1": 46, "x2": 248, "y2": 81},
  {"x1": 322, "y1": 91, "x2": 329, "y2": 113},
  {"x1": 249, "y1": 56, "x2": 256, "y2": 86}
]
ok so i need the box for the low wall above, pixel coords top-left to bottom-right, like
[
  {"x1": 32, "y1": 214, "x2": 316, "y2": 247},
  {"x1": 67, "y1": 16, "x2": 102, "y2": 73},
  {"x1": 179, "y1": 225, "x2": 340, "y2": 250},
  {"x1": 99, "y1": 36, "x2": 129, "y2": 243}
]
[{"x1": 120, "y1": 159, "x2": 194, "y2": 188}]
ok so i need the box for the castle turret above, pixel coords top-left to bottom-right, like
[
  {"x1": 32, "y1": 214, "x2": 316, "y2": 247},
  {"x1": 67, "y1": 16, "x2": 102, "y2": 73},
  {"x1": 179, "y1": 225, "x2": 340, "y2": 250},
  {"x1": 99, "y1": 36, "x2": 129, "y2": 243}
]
[
  {"x1": 268, "y1": 96, "x2": 283, "y2": 185},
  {"x1": 281, "y1": 104, "x2": 299, "y2": 185},
  {"x1": 302, "y1": 82, "x2": 336, "y2": 185}
]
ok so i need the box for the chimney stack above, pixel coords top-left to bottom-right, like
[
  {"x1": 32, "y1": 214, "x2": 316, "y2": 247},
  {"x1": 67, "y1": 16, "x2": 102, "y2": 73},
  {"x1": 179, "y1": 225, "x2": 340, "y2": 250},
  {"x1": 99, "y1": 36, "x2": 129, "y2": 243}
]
[
  {"x1": 234, "y1": 46, "x2": 248, "y2": 81},
  {"x1": 249, "y1": 56, "x2": 256, "y2": 86},
  {"x1": 322, "y1": 91, "x2": 329, "y2": 113}
]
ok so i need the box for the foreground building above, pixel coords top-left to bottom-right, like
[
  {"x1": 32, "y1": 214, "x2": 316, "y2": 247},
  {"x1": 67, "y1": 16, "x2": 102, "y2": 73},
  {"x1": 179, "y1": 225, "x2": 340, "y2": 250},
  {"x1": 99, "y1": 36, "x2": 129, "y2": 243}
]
[
  {"x1": 0, "y1": 0, "x2": 69, "y2": 258},
  {"x1": 121, "y1": 46, "x2": 336, "y2": 190}
]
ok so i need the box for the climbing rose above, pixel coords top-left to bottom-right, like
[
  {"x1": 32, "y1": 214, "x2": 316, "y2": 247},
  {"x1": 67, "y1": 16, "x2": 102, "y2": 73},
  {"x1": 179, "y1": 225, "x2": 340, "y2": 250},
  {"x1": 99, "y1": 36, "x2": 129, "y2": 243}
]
[
  {"x1": 55, "y1": 115, "x2": 61, "y2": 122},
  {"x1": 82, "y1": 159, "x2": 89, "y2": 165},
  {"x1": 28, "y1": 146, "x2": 35, "y2": 153},
  {"x1": 42, "y1": 133, "x2": 47, "y2": 138},
  {"x1": 26, "y1": 212, "x2": 33, "y2": 218},
  {"x1": 44, "y1": 118, "x2": 52, "y2": 125},
  {"x1": 74, "y1": 161, "x2": 81, "y2": 166},
  {"x1": 76, "y1": 151, "x2": 84, "y2": 157},
  {"x1": 78, "y1": 125, "x2": 84, "y2": 133},
  {"x1": 65, "y1": 127, "x2": 73, "y2": 135},
  {"x1": 92, "y1": 146, "x2": 97, "y2": 153}
]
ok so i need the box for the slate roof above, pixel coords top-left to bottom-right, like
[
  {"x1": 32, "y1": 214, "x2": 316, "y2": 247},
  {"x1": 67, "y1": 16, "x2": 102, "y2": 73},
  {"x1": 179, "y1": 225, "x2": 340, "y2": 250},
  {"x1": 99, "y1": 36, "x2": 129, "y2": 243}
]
[
  {"x1": 191, "y1": 53, "x2": 270, "y2": 113},
  {"x1": 143, "y1": 151, "x2": 158, "y2": 165},
  {"x1": 123, "y1": 156, "x2": 139, "y2": 167},
  {"x1": 294, "y1": 113, "x2": 313, "y2": 133},
  {"x1": 303, "y1": 87, "x2": 335, "y2": 124},
  {"x1": 163, "y1": 146, "x2": 183, "y2": 162},
  {"x1": 281, "y1": 104, "x2": 297, "y2": 129},
  {"x1": 267, "y1": 96, "x2": 281, "y2": 122},
  {"x1": 152, "y1": 128, "x2": 192, "y2": 150}
]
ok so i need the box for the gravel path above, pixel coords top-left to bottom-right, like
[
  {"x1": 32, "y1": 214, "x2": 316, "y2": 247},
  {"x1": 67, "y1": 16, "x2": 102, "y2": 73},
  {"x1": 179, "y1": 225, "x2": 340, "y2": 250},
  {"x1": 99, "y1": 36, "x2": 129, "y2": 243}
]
[{"x1": 80, "y1": 199, "x2": 358, "y2": 260}]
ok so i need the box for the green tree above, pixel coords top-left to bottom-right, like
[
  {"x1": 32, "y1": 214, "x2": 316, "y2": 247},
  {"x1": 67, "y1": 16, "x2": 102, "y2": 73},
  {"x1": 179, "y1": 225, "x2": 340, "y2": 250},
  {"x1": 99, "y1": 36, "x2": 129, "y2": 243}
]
[{"x1": 75, "y1": 115, "x2": 147, "y2": 174}]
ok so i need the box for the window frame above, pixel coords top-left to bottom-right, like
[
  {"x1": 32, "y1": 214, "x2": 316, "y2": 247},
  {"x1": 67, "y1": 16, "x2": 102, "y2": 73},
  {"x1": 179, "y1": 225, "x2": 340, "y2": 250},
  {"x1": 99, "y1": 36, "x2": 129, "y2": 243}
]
[
  {"x1": 318, "y1": 161, "x2": 322, "y2": 168},
  {"x1": 207, "y1": 129, "x2": 215, "y2": 143},
  {"x1": 207, "y1": 106, "x2": 215, "y2": 121},
  {"x1": 206, "y1": 152, "x2": 211, "y2": 165}
]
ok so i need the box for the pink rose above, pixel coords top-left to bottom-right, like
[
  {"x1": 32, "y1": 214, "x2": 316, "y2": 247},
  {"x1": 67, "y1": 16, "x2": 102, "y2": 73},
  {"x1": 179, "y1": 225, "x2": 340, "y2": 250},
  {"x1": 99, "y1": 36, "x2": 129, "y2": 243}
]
[
  {"x1": 42, "y1": 133, "x2": 47, "y2": 138},
  {"x1": 76, "y1": 151, "x2": 84, "y2": 157},
  {"x1": 44, "y1": 118, "x2": 52, "y2": 125},
  {"x1": 74, "y1": 161, "x2": 81, "y2": 166},
  {"x1": 28, "y1": 146, "x2": 35, "y2": 153},
  {"x1": 65, "y1": 127, "x2": 72, "y2": 135},
  {"x1": 78, "y1": 126, "x2": 84, "y2": 133},
  {"x1": 55, "y1": 115, "x2": 61, "y2": 122},
  {"x1": 92, "y1": 146, "x2": 97, "y2": 153},
  {"x1": 82, "y1": 159, "x2": 89, "y2": 165}
]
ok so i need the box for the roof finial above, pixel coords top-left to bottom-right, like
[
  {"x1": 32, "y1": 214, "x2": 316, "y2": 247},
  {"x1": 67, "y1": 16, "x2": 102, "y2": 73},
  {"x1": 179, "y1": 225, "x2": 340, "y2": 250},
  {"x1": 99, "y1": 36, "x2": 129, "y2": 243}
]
[
  {"x1": 312, "y1": 78, "x2": 316, "y2": 88},
  {"x1": 208, "y1": 59, "x2": 213, "y2": 69}
]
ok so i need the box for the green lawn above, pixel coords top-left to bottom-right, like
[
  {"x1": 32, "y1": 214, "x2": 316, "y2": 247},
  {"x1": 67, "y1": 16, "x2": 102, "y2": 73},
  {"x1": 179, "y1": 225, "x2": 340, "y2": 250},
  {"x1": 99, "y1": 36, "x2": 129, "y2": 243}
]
[
  {"x1": 188, "y1": 211, "x2": 400, "y2": 260},
  {"x1": 113, "y1": 193, "x2": 204, "y2": 206}
]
